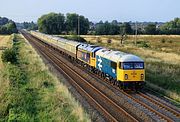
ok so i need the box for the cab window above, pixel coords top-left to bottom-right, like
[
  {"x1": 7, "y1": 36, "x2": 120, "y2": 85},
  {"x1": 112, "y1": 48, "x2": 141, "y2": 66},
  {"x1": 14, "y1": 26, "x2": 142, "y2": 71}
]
[
  {"x1": 92, "y1": 52, "x2": 94, "y2": 58},
  {"x1": 119, "y1": 62, "x2": 122, "y2": 69},
  {"x1": 134, "y1": 62, "x2": 144, "y2": 69},
  {"x1": 123, "y1": 62, "x2": 144, "y2": 70},
  {"x1": 111, "y1": 61, "x2": 117, "y2": 69},
  {"x1": 123, "y1": 63, "x2": 134, "y2": 69},
  {"x1": 87, "y1": 53, "x2": 90, "y2": 58}
]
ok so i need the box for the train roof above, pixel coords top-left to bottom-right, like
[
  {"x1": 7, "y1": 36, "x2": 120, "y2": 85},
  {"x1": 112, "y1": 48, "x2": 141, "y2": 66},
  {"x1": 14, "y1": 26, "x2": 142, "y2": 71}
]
[
  {"x1": 96, "y1": 49, "x2": 143, "y2": 62},
  {"x1": 48, "y1": 35, "x2": 80, "y2": 46},
  {"x1": 51, "y1": 36, "x2": 60, "y2": 41},
  {"x1": 120, "y1": 54, "x2": 144, "y2": 62},
  {"x1": 78, "y1": 43, "x2": 88, "y2": 50},
  {"x1": 65, "y1": 40, "x2": 81, "y2": 46},
  {"x1": 78, "y1": 44, "x2": 102, "y2": 53}
]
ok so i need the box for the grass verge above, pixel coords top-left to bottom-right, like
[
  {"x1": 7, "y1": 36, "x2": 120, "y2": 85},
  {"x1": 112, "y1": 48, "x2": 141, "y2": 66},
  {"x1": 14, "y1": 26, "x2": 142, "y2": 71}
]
[{"x1": 0, "y1": 34, "x2": 90, "y2": 121}]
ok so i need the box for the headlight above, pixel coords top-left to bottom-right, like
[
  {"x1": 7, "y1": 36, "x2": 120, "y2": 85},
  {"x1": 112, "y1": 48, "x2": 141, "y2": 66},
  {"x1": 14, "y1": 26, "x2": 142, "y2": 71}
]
[
  {"x1": 125, "y1": 74, "x2": 128, "y2": 80},
  {"x1": 141, "y1": 74, "x2": 144, "y2": 80}
]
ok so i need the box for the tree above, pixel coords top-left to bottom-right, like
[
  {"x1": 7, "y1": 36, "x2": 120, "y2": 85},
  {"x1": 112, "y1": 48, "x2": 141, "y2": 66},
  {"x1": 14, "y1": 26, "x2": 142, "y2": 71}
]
[
  {"x1": 0, "y1": 26, "x2": 7, "y2": 34},
  {"x1": 119, "y1": 22, "x2": 132, "y2": 44},
  {"x1": 111, "y1": 20, "x2": 118, "y2": 25},
  {"x1": 6, "y1": 22, "x2": 18, "y2": 34},
  {"x1": 23, "y1": 21, "x2": 38, "y2": 30},
  {"x1": 145, "y1": 23, "x2": 157, "y2": 34},
  {"x1": 160, "y1": 18, "x2": 180, "y2": 35},
  {"x1": 119, "y1": 24, "x2": 126, "y2": 45},
  {"x1": 65, "y1": 13, "x2": 78, "y2": 34},
  {"x1": 109, "y1": 24, "x2": 119, "y2": 35},
  {"x1": 0, "y1": 17, "x2": 18, "y2": 34},
  {"x1": 65, "y1": 13, "x2": 89, "y2": 34},
  {"x1": 95, "y1": 21, "x2": 120, "y2": 35},
  {"x1": 38, "y1": 13, "x2": 65, "y2": 34},
  {"x1": 0, "y1": 17, "x2": 9, "y2": 25},
  {"x1": 120, "y1": 22, "x2": 133, "y2": 34},
  {"x1": 79, "y1": 16, "x2": 89, "y2": 34}
]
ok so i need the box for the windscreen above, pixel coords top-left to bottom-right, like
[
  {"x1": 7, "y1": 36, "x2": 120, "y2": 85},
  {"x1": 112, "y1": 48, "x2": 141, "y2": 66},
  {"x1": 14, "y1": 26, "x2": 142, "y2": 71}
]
[{"x1": 123, "y1": 62, "x2": 144, "y2": 70}]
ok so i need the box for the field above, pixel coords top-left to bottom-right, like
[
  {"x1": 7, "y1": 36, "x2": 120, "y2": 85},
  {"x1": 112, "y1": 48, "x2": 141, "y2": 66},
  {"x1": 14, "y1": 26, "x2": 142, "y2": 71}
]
[
  {"x1": 81, "y1": 35, "x2": 180, "y2": 102},
  {"x1": 82, "y1": 35, "x2": 180, "y2": 54},
  {"x1": 0, "y1": 34, "x2": 90, "y2": 121}
]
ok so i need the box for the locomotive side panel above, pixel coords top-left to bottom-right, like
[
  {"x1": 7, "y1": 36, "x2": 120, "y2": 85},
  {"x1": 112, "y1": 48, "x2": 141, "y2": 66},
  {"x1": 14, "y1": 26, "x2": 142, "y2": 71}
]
[{"x1": 96, "y1": 55, "x2": 117, "y2": 79}]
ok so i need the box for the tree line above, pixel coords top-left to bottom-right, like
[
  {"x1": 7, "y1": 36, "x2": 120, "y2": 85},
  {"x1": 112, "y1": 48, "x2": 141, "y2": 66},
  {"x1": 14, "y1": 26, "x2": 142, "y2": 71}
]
[
  {"x1": 93, "y1": 18, "x2": 180, "y2": 35},
  {"x1": 94, "y1": 21, "x2": 133, "y2": 35},
  {"x1": 0, "y1": 14, "x2": 179, "y2": 35},
  {"x1": 159, "y1": 18, "x2": 180, "y2": 35},
  {"x1": 135, "y1": 18, "x2": 180, "y2": 35},
  {"x1": 38, "y1": 13, "x2": 89, "y2": 35},
  {"x1": 0, "y1": 17, "x2": 18, "y2": 34},
  {"x1": 37, "y1": 12, "x2": 180, "y2": 35}
]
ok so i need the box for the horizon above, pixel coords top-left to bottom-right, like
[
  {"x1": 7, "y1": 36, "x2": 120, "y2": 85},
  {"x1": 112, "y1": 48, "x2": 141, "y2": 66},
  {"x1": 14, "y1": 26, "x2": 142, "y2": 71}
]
[{"x1": 0, "y1": 0, "x2": 179, "y2": 23}]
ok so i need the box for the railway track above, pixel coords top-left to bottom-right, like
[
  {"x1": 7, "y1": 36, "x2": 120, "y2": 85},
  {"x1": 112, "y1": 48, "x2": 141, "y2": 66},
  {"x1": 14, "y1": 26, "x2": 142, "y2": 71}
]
[
  {"x1": 136, "y1": 92, "x2": 180, "y2": 121},
  {"x1": 80, "y1": 63, "x2": 179, "y2": 122},
  {"x1": 124, "y1": 92, "x2": 177, "y2": 122},
  {"x1": 145, "y1": 86, "x2": 180, "y2": 107},
  {"x1": 21, "y1": 31, "x2": 180, "y2": 122},
  {"x1": 137, "y1": 92, "x2": 180, "y2": 118},
  {"x1": 21, "y1": 31, "x2": 139, "y2": 122}
]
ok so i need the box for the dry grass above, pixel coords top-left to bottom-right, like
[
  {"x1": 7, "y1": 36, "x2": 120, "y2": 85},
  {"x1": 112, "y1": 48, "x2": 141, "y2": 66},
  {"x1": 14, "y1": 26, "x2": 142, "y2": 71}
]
[
  {"x1": 113, "y1": 45, "x2": 180, "y2": 65},
  {"x1": 0, "y1": 35, "x2": 12, "y2": 48},
  {"x1": 82, "y1": 35, "x2": 180, "y2": 54},
  {"x1": 82, "y1": 35, "x2": 180, "y2": 65},
  {"x1": 0, "y1": 35, "x2": 12, "y2": 68}
]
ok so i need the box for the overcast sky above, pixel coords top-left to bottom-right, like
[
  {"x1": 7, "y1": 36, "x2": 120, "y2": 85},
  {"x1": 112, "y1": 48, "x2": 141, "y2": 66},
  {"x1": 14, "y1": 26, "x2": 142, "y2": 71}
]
[{"x1": 0, "y1": 0, "x2": 179, "y2": 22}]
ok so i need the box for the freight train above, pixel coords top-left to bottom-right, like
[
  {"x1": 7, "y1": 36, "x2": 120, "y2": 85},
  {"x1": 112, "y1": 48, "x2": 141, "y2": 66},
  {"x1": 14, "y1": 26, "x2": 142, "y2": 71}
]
[{"x1": 30, "y1": 31, "x2": 145, "y2": 90}]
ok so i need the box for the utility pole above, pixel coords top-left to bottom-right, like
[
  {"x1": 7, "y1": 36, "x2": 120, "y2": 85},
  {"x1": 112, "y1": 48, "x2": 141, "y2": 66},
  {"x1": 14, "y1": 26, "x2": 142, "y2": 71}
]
[
  {"x1": 135, "y1": 21, "x2": 137, "y2": 46},
  {"x1": 120, "y1": 24, "x2": 121, "y2": 45},
  {"x1": 78, "y1": 15, "x2": 80, "y2": 40}
]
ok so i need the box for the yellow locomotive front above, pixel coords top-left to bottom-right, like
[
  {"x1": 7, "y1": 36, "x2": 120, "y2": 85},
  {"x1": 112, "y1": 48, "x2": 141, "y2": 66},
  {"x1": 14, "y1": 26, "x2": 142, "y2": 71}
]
[{"x1": 117, "y1": 56, "x2": 145, "y2": 90}]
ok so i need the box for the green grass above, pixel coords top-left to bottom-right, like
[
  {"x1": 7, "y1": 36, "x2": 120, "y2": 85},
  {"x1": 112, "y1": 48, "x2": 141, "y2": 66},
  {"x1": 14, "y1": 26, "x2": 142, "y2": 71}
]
[
  {"x1": 83, "y1": 35, "x2": 180, "y2": 102},
  {"x1": 0, "y1": 34, "x2": 90, "y2": 121}
]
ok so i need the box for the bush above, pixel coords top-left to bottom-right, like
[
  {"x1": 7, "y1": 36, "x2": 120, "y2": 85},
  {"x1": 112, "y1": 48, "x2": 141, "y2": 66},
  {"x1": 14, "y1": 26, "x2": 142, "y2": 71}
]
[
  {"x1": 107, "y1": 39, "x2": 112, "y2": 44},
  {"x1": 96, "y1": 37, "x2": 102, "y2": 43},
  {"x1": 161, "y1": 38, "x2": 166, "y2": 43},
  {"x1": 1, "y1": 48, "x2": 17, "y2": 64},
  {"x1": 168, "y1": 40, "x2": 173, "y2": 43},
  {"x1": 138, "y1": 41, "x2": 150, "y2": 48}
]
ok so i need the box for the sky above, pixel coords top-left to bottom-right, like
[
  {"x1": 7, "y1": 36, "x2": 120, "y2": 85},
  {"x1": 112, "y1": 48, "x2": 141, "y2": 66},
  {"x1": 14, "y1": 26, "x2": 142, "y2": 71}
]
[{"x1": 0, "y1": 0, "x2": 179, "y2": 23}]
